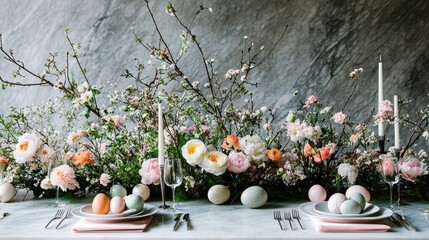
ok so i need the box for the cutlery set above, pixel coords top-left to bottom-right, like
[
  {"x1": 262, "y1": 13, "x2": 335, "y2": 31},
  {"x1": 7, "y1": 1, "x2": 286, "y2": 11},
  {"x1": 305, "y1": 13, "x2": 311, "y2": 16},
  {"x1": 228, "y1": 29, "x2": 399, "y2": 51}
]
[
  {"x1": 45, "y1": 205, "x2": 74, "y2": 229},
  {"x1": 390, "y1": 212, "x2": 417, "y2": 231},
  {"x1": 273, "y1": 210, "x2": 303, "y2": 230},
  {"x1": 173, "y1": 213, "x2": 192, "y2": 231}
]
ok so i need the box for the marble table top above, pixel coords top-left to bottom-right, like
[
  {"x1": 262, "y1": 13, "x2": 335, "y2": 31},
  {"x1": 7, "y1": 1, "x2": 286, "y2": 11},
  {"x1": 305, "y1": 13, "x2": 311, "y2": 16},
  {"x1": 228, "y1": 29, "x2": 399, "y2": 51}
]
[{"x1": 1, "y1": 193, "x2": 428, "y2": 240}]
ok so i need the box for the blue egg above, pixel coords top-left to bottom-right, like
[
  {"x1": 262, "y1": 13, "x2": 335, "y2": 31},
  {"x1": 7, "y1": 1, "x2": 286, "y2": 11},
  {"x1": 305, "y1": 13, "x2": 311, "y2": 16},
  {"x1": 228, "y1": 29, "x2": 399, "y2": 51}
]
[{"x1": 340, "y1": 200, "x2": 361, "y2": 214}]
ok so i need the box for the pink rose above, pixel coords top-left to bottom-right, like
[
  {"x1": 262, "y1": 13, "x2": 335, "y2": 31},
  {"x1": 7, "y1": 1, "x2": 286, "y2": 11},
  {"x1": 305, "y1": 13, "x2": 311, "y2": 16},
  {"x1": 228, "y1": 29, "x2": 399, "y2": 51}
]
[
  {"x1": 139, "y1": 158, "x2": 160, "y2": 185},
  {"x1": 228, "y1": 151, "x2": 250, "y2": 174},
  {"x1": 400, "y1": 156, "x2": 428, "y2": 182},
  {"x1": 99, "y1": 173, "x2": 111, "y2": 187},
  {"x1": 305, "y1": 95, "x2": 319, "y2": 108}
]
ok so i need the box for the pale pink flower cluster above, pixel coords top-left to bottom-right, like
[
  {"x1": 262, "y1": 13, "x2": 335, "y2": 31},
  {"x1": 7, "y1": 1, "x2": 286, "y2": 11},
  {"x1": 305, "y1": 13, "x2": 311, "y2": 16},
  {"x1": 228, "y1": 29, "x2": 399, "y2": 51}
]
[
  {"x1": 50, "y1": 164, "x2": 80, "y2": 191},
  {"x1": 399, "y1": 156, "x2": 428, "y2": 182},
  {"x1": 139, "y1": 158, "x2": 160, "y2": 185},
  {"x1": 325, "y1": 143, "x2": 338, "y2": 155},
  {"x1": 305, "y1": 95, "x2": 319, "y2": 108},
  {"x1": 349, "y1": 133, "x2": 360, "y2": 144},
  {"x1": 228, "y1": 151, "x2": 250, "y2": 174},
  {"x1": 99, "y1": 173, "x2": 111, "y2": 186},
  {"x1": 286, "y1": 120, "x2": 321, "y2": 142},
  {"x1": 12, "y1": 133, "x2": 42, "y2": 163},
  {"x1": 224, "y1": 69, "x2": 241, "y2": 79},
  {"x1": 281, "y1": 161, "x2": 306, "y2": 186},
  {"x1": 66, "y1": 130, "x2": 87, "y2": 146},
  {"x1": 332, "y1": 112, "x2": 346, "y2": 124},
  {"x1": 102, "y1": 115, "x2": 126, "y2": 127},
  {"x1": 36, "y1": 145, "x2": 56, "y2": 163},
  {"x1": 349, "y1": 67, "x2": 364, "y2": 80},
  {"x1": 374, "y1": 100, "x2": 393, "y2": 124}
]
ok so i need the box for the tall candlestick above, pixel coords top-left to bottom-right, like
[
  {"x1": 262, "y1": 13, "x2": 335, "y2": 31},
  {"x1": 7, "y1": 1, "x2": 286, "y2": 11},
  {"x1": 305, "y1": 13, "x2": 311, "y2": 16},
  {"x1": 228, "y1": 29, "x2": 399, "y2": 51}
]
[
  {"x1": 394, "y1": 95, "x2": 400, "y2": 149},
  {"x1": 158, "y1": 103, "x2": 165, "y2": 166},
  {"x1": 378, "y1": 55, "x2": 384, "y2": 137}
]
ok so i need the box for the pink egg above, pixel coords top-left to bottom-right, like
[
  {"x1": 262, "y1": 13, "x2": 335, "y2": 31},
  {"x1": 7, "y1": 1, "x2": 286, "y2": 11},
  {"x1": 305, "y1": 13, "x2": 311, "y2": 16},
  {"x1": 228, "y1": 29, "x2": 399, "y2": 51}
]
[{"x1": 308, "y1": 184, "x2": 327, "y2": 202}]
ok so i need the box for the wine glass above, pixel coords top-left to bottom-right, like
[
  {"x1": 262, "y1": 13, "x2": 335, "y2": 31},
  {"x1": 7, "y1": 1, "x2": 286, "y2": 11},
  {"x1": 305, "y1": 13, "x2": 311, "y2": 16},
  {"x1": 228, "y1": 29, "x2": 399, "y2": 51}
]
[
  {"x1": 379, "y1": 154, "x2": 400, "y2": 209},
  {"x1": 164, "y1": 158, "x2": 183, "y2": 211}
]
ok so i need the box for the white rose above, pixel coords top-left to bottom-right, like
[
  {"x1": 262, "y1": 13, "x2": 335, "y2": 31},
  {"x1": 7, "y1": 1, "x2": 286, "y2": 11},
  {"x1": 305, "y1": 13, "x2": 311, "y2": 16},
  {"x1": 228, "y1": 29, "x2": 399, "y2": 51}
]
[
  {"x1": 200, "y1": 151, "x2": 229, "y2": 176},
  {"x1": 239, "y1": 135, "x2": 267, "y2": 162},
  {"x1": 13, "y1": 133, "x2": 42, "y2": 163},
  {"x1": 181, "y1": 139, "x2": 207, "y2": 165}
]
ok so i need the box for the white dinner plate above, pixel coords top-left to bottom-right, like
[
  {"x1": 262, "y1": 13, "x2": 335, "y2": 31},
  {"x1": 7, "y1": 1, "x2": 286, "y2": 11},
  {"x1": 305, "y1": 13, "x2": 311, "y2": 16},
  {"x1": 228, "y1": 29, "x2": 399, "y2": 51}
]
[
  {"x1": 299, "y1": 202, "x2": 392, "y2": 223},
  {"x1": 72, "y1": 204, "x2": 158, "y2": 223},
  {"x1": 313, "y1": 202, "x2": 380, "y2": 217},
  {"x1": 79, "y1": 204, "x2": 138, "y2": 218}
]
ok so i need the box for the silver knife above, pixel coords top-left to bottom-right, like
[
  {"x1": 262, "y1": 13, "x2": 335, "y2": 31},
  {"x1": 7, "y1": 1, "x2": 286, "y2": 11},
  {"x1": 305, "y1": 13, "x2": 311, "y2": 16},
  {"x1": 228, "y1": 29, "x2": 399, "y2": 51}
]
[
  {"x1": 394, "y1": 213, "x2": 417, "y2": 231},
  {"x1": 173, "y1": 213, "x2": 182, "y2": 231},
  {"x1": 183, "y1": 213, "x2": 192, "y2": 230}
]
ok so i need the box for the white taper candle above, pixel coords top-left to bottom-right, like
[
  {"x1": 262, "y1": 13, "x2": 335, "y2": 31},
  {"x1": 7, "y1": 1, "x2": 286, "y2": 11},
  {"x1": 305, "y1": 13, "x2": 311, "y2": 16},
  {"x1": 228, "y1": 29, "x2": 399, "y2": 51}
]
[
  {"x1": 158, "y1": 103, "x2": 165, "y2": 166},
  {"x1": 394, "y1": 95, "x2": 400, "y2": 149},
  {"x1": 378, "y1": 55, "x2": 384, "y2": 137}
]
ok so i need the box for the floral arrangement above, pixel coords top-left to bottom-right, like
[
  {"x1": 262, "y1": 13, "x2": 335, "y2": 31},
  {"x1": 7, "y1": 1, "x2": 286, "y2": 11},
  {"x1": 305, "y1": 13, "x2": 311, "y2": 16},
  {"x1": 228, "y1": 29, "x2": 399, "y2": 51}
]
[{"x1": 0, "y1": 1, "x2": 428, "y2": 201}]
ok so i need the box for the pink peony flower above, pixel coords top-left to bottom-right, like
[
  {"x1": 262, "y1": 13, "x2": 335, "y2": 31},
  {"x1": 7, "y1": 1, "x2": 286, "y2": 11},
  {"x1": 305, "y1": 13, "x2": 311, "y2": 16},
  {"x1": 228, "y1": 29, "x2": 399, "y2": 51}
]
[
  {"x1": 50, "y1": 164, "x2": 80, "y2": 191},
  {"x1": 99, "y1": 173, "x2": 111, "y2": 186},
  {"x1": 228, "y1": 151, "x2": 250, "y2": 174},
  {"x1": 139, "y1": 158, "x2": 160, "y2": 185},
  {"x1": 332, "y1": 112, "x2": 346, "y2": 124},
  {"x1": 399, "y1": 156, "x2": 428, "y2": 182},
  {"x1": 305, "y1": 95, "x2": 319, "y2": 108}
]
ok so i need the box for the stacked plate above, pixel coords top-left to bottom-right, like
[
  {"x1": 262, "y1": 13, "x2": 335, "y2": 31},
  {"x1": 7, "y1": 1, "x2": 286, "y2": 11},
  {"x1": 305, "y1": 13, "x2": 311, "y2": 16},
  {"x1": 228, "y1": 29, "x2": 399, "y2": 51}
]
[
  {"x1": 299, "y1": 201, "x2": 393, "y2": 223},
  {"x1": 72, "y1": 204, "x2": 158, "y2": 223}
]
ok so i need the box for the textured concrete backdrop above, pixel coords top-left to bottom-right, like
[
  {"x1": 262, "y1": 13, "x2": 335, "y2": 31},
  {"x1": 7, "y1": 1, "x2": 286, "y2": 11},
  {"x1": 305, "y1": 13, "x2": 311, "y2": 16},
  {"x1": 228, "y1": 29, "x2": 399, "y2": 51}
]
[{"x1": 1, "y1": 0, "x2": 428, "y2": 145}]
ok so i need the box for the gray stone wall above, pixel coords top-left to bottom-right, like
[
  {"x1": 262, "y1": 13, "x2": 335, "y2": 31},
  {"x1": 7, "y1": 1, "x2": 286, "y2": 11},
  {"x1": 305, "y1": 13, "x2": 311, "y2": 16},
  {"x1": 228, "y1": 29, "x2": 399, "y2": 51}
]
[{"x1": 1, "y1": 0, "x2": 428, "y2": 145}]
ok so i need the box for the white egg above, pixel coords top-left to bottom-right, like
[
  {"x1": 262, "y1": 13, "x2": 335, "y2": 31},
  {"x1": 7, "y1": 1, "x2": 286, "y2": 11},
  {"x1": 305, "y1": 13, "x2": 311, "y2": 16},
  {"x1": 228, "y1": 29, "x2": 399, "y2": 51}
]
[
  {"x1": 240, "y1": 186, "x2": 268, "y2": 208},
  {"x1": 132, "y1": 184, "x2": 150, "y2": 201},
  {"x1": 308, "y1": 184, "x2": 327, "y2": 202},
  {"x1": 346, "y1": 185, "x2": 371, "y2": 203},
  {"x1": 0, "y1": 182, "x2": 16, "y2": 203},
  {"x1": 207, "y1": 185, "x2": 230, "y2": 204},
  {"x1": 327, "y1": 193, "x2": 347, "y2": 214},
  {"x1": 110, "y1": 196, "x2": 126, "y2": 214}
]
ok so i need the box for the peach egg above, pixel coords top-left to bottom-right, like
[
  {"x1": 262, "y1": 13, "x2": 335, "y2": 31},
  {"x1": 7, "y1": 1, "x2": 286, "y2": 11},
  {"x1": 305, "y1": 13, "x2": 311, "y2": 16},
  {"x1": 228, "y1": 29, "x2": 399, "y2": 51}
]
[{"x1": 92, "y1": 193, "x2": 110, "y2": 214}]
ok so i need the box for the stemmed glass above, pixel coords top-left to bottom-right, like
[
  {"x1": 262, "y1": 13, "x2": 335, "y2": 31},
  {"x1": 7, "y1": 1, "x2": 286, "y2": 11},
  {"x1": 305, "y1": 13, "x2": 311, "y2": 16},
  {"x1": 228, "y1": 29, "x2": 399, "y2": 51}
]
[
  {"x1": 379, "y1": 154, "x2": 400, "y2": 209},
  {"x1": 164, "y1": 158, "x2": 183, "y2": 211}
]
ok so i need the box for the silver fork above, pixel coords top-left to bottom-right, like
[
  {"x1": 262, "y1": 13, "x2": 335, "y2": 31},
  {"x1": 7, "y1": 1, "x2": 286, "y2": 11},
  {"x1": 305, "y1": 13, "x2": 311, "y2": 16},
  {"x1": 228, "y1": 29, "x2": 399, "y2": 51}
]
[
  {"x1": 292, "y1": 209, "x2": 303, "y2": 229},
  {"x1": 45, "y1": 209, "x2": 65, "y2": 228},
  {"x1": 273, "y1": 211, "x2": 284, "y2": 230},
  {"x1": 56, "y1": 205, "x2": 73, "y2": 229},
  {"x1": 284, "y1": 212, "x2": 293, "y2": 230}
]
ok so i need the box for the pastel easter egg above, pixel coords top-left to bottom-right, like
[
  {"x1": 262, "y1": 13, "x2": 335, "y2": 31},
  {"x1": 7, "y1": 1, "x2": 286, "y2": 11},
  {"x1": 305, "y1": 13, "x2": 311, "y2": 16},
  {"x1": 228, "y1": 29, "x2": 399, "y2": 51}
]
[
  {"x1": 340, "y1": 200, "x2": 361, "y2": 214},
  {"x1": 132, "y1": 184, "x2": 150, "y2": 201},
  {"x1": 241, "y1": 186, "x2": 268, "y2": 209},
  {"x1": 349, "y1": 192, "x2": 366, "y2": 211},
  {"x1": 124, "y1": 194, "x2": 144, "y2": 212},
  {"x1": 92, "y1": 193, "x2": 110, "y2": 214},
  {"x1": 110, "y1": 196, "x2": 126, "y2": 214},
  {"x1": 327, "y1": 193, "x2": 347, "y2": 214},
  {"x1": 0, "y1": 182, "x2": 16, "y2": 203},
  {"x1": 308, "y1": 184, "x2": 327, "y2": 202},
  {"x1": 110, "y1": 184, "x2": 127, "y2": 198},
  {"x1": 346, "y1": 185, "x2": 370, "y2": 203},
  {"x1": 208, "y1": 185, "x2": 230, "y2": 205}
]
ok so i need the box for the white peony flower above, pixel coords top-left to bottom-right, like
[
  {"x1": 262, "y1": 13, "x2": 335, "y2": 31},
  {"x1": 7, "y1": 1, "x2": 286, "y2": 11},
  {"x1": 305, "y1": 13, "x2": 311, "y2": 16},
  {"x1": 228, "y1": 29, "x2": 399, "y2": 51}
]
[
  {"x1": 200, "y1": 151, "x2": 229, "y2": 176},
  {"x1": 338, "y1": 163, "x2": 359, "y2": 184},
  {"x1": 13, "y1": 133, "x2": 42, "y2": 163},
  {"x1": 40, "y1": 177, "x2": 53, "y2": 190},
  {"x1": 181, "y1": 139, "x2": 207, "y2": 166},
  {"x1": 239, "y1": 135, "x2": 267, "y2": 162}
]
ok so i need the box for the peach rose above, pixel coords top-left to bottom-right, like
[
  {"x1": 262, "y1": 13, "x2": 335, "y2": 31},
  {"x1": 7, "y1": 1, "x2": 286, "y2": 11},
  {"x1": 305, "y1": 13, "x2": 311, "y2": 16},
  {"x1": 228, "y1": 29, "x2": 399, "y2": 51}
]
[
  {"x1": 0, "y1": 157, "x2": 8, "y2": 166},
  {"x1": 267, "y1": 148, "x2": 282, "y2": 161},
  {"x1": 72, "y1": 151, "x2": 95, "y2": 166},
  {"x1": 221, "y1": 134, "x2": 240, "y2": 151}
]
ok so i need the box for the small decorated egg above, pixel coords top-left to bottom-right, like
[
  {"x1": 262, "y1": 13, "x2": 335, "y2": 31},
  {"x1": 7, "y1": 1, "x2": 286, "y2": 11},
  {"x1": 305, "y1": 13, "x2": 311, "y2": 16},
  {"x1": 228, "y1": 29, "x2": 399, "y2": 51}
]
[
  {"x1": 110, "y1": 184, "x2": 127, "y2": 198},
  {"x1": 340, "y1": 200, "x2": 361, "y2": 214},
  {"x1": 124, "y1": 194, "x2": 144, "y2": 212},
  {"x1": 110, "y1": 196, "x2": 126, "y2": 214},
  {"x1": 132, "y1": 184, "x2": 150, "y2": 201},
  {"x1": 241, "y1": 186, "x2": 268, "y2": 208},
  {"x1": 349, "y1": 192, "x2": 366, "y2": 211},
  {"x1": 327, "y1": 193, "x2": 347, "y2": 214},
  {"x1": 207, "y1": 185, "x2": 230, "y2": 205},
  {"x1": 308, "y1": 184, "x2": 327, "y2": 202},
  {"x1": 346, "y1": 185, "x2": 370, "y2": 203},
  {"x1": 0, "y1": 182, "x2": 16, "y2": 203},
  {"x1": 92, "y1": 193, "x2": 110, "y2": 214}
]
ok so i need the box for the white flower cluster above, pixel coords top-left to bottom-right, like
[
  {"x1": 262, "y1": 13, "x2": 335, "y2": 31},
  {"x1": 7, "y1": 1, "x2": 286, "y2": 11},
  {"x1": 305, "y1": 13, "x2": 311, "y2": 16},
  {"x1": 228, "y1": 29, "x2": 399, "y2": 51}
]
[
  {"x1": 338, "y1": 163, "x2": 359, "y2": 184},
  {"x1": 286, "y1": 119, "x2": 321, "y2": 143}
]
